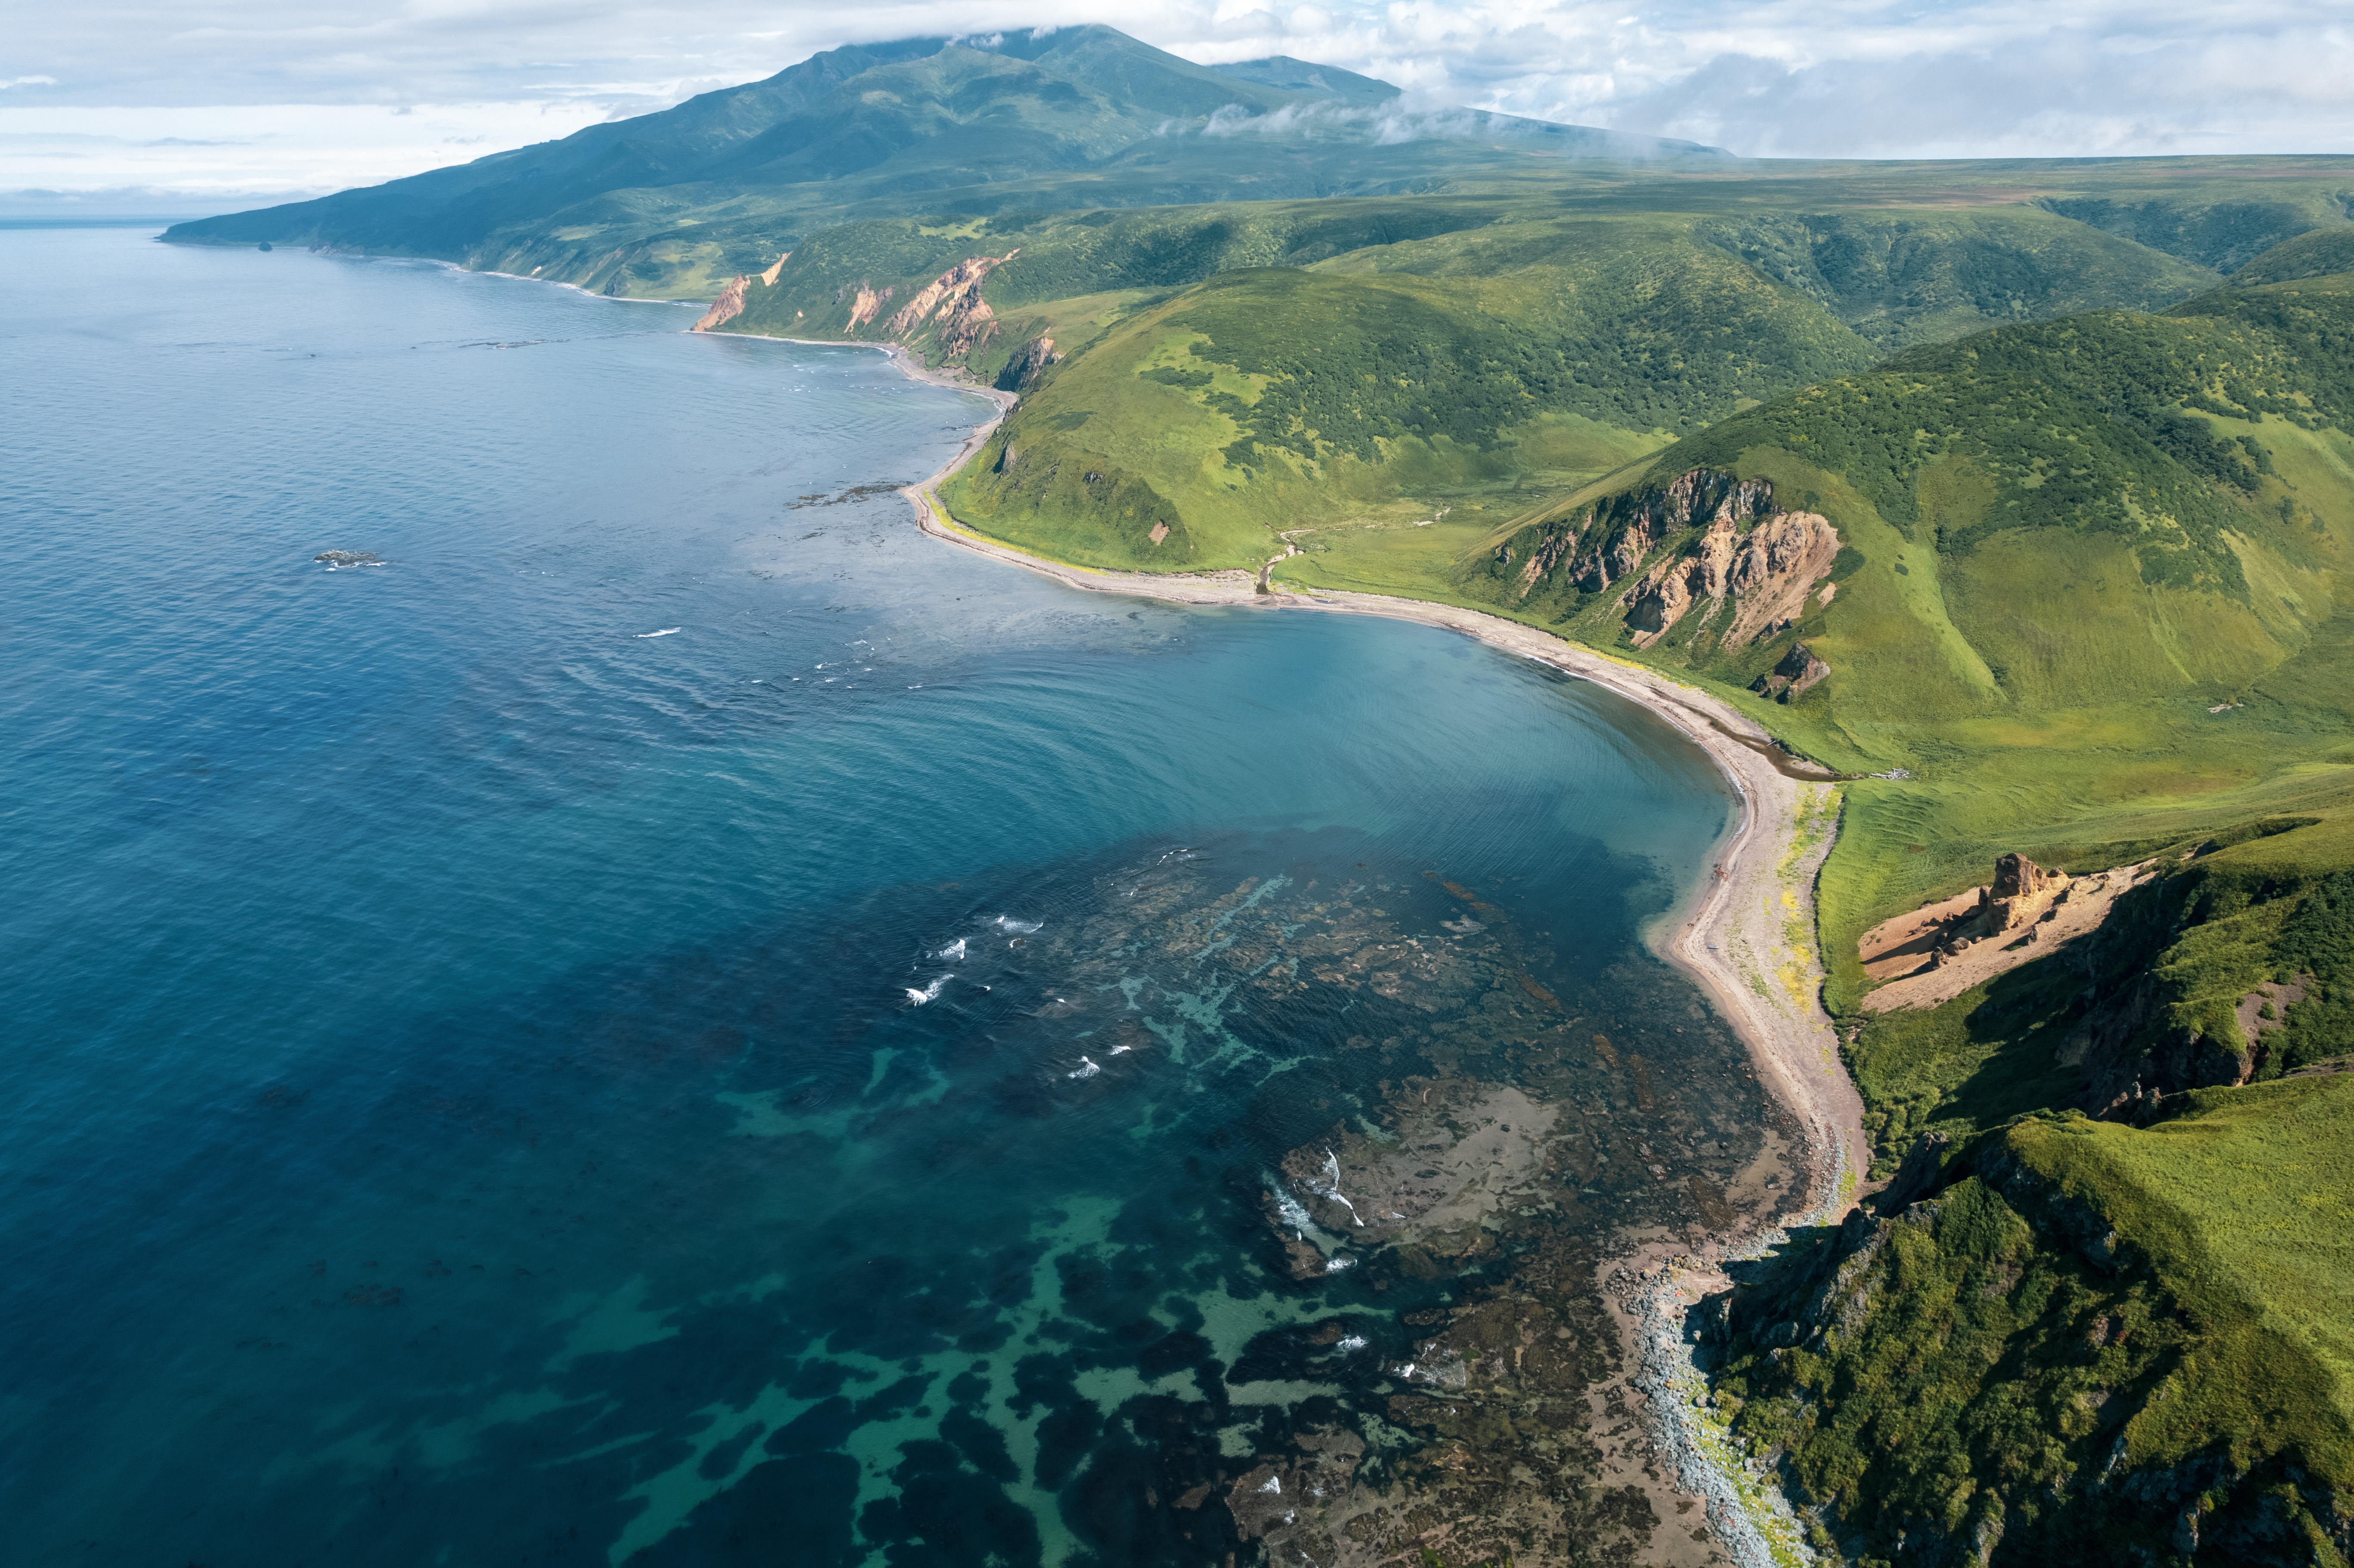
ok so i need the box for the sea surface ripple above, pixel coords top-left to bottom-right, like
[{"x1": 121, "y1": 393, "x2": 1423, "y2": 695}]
[{"x1": 0, "y1": 228, "x2": 1749, "y2": 1565}]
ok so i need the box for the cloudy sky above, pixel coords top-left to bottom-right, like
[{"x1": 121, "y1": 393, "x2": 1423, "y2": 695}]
[{"x1": 5, "y1": 0, "x2": 2349, "y2": 214}]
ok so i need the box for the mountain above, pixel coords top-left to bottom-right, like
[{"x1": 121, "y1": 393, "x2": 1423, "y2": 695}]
[{"x1": 159, "y1": 26, "x2": 1726, "y2": 297}]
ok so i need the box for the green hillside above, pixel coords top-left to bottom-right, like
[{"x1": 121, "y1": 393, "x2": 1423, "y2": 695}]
[
  {"x1": 1479, "y1": 271, "x2": 2354, "y2": 988},
  {"x1": 1706, "y1": 1075, "x2": 2354, "y2": 1565},
  {"x1": 1398, "y1": 260, "x2": 2354, "y2": 1563},
  {"x1": 919, "y1": 198, "x2": 2227, "y2": 570}
]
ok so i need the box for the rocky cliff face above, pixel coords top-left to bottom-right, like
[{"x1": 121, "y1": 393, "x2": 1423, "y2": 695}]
[
  {"x1": 1497, "y1": 469, "x2": 1842, "y2": 663},
  {"x1": 1619, "y1": 503, "x2": 1841, "y2": 650},
  {"x1": 691, "y1": 274, "x2": 751, "y2": 333},
  {"x1": 879, "y1": 251, "x2": 1015, "y2": 358},
  {"x1": 995, "y1": 335, "x2": 1060, "y2": 393}
]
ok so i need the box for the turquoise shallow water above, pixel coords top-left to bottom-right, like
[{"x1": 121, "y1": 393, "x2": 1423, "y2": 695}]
[{"x1": 0, "y1": 229, "x2": 1753, "y2": 1564}]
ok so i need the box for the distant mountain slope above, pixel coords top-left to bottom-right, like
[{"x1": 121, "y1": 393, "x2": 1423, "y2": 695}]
[
  {"x1": 160, "y1": 25, "x2": 1725, "y2": 294},
  {"x1": 1206, "y1": 54, "x2": 1401, "y2": 106}
]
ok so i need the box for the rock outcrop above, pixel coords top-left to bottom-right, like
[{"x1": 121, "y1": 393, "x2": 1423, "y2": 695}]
[
  {"x1": 881, "y1": 251, "x2": 1016, "y2": 357},
  {"x1": 1621, "y1": 504, "x2": 1841, "y2": 650},
  {"x1": 1750, "y1": 640, "x2": 1830, "y2": 703},
  {"x1": 1966, "y1": 852, "x2": 2064, "y2": 940},
  {"x1": 995, "y1": 334, "x2": 1060, "y2": 393},
  {"x1": 691, "y1": 274, "x2": 751, "y2": 333},
  {"x1": 1499, "y1": 470, "x2": 1843, "y2": 664}
]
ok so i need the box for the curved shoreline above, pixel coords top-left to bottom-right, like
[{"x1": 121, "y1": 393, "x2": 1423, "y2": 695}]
[
  {"x1": 894, "y1": 469, "x2": 1865, "y2": 1191},
  {"x1": 707, "y1": 320, "x2": 1862, "y2": 1562},
  {"x1": 891, "y1": 401, "x2": 1864, "y2": 1563},
  {"x1": 690, "y1": 328, "x2": 1869, "y2": 1224}
]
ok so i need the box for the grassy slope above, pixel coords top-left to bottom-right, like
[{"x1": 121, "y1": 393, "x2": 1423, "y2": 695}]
[
  {"x1": 1438, "y1": 272, "x2": 2354, "y2": 1005},
  {"x1": 914, "y1": 196, "x2": 2226, "y2": 571},
  {"x1": 1710, "y1": 1081, "x2": 2354, "y2": 1564},
  {"x1": 1551, "y1": 268, "x2": 2354, "y2": 1563}
]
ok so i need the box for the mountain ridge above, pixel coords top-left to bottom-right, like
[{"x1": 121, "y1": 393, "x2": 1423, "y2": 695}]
[{"x1": 160, "y1": 25, "x2": 1728, "y2": 295}]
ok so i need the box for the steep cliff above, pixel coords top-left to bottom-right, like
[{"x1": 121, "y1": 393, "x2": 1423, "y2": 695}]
[
  {"x1": 1701, "y1": 1084, "x2": 2354, "y2": 1567},
  {"x1": 1470, "y1": 468, "x2": 1849, "y2": 693},
  {"x1": 995, "y1": 335, "x2": 1060, "y2": 393},
  {"x1": 691, "y1": 274, "x2": 751, "y2": 333},
  {"x1": 881, "y1": 251, "x2": 1015, "y2": 354}
]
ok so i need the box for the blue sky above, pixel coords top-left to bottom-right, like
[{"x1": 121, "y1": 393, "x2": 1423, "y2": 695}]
[{"x1": 4, "y1": 1, "x2": 2348, "y2": 213}]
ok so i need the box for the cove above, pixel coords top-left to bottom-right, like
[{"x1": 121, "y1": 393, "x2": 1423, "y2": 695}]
[{"x1": 0, "y1": 228, "x2": 1798, "y2": 1565}]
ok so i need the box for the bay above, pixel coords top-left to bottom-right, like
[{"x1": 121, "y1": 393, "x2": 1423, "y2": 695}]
[{"x1": 0, "y1": 228, "x2": 1766, "y2": 1564}]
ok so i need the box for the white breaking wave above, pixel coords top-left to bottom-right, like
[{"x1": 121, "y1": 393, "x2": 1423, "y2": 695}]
[
  {"x1": 937, "y1": 938, "x2": 966, "y2": 961},
  {"x1": 1337, "y1": 1335, "x2": 1369, "y2": 1352},
  {"x1": 993, "y1": 915, "x2": 1042, "y2": 934},
  {"x1": 1324, "y1": 1255, "x2": 1355, "y2": 1273},
  {"x1": 635, "y1": 628, "x2": 682, "y2": 638},
  {"x1": 903, "y1": 974, "x2": 951, "y2": 1005},
  {"x1": 1311, "y1": 1147, "x2": 1366, "y2": 1227},
  {"x1": 1067, "y1": 1056, "x2": 1101, "y2": 1080}
]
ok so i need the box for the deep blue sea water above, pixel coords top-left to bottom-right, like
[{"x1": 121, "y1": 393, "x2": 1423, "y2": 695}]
[{"x1": 0, "y1": 229, "x2": 1756, "y2": 1564}]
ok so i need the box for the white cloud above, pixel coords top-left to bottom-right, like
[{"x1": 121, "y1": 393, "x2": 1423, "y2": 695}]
[
  {"x1": 0, "y1": 101, "x2": 613, "y2": 211},
  {"x1": 2, "y1": 1, "x2": 2347, "y2": 212}
]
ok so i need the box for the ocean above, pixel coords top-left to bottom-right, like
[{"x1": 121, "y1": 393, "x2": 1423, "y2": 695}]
[{"x1": 0, "y1": 227, "x2": 1770, "y2": 1565}]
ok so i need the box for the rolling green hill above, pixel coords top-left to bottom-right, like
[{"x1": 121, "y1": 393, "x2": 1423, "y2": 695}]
[{"x1": 925, "y1": 196, "x2": 2226, "y2": 570}]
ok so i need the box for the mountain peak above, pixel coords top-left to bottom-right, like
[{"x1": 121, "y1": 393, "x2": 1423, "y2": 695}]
[{"x1": 161, "y1": 24, "x2": 1727, "y2": 286}]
